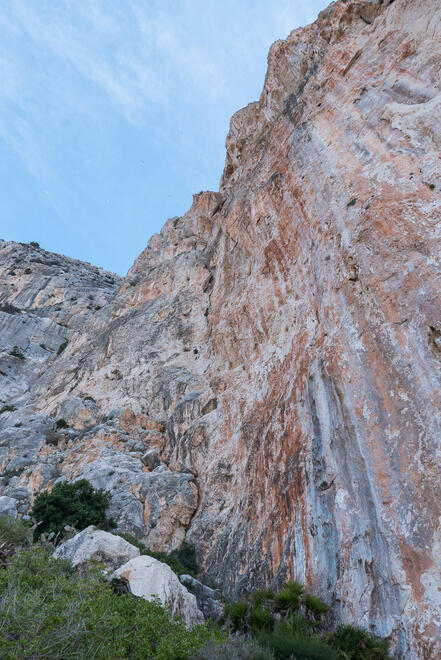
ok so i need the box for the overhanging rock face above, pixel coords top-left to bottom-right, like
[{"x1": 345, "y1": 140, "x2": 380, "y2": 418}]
[{"x1": 1, "y1": 1, "x2": 441, "y2": 656}]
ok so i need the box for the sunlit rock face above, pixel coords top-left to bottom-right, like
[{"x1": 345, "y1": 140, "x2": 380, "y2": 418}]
[{"x1": 1, "y1": 1, "x2": 441, "y2": 656}]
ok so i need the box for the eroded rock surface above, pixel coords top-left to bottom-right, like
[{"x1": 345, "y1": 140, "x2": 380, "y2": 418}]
[
  {"x1": 0, "y1": 495, "x2": 18, "y2": 519},
  {"x1": 180, "y1": 574, "x2": 224, "y2": 622},
  {"x1": 1, "y1": 1, "x2": 441, "y2": 656}
]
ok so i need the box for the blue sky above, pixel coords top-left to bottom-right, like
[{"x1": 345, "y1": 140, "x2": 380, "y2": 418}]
[{"x1": 0, "y1": 0, "x2": 329, "y2": 275}]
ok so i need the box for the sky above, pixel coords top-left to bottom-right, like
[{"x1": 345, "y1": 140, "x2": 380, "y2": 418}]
[{"x1": 0, "y1": 0, "x2": 329, "y2": 275}]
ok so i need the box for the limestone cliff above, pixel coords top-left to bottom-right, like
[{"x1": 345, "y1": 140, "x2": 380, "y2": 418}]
[{"x1": 1, "y1": 1, "x2": 441, "y2": 657}]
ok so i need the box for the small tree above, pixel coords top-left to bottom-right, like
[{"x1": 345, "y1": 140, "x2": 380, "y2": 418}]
[{"x1": 31, "y1": 479, "x2": 114, "y2": 539}]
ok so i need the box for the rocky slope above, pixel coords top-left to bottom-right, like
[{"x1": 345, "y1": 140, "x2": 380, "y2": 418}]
[{"x1": 1, "y1": 0, "x2": 441, "y2": 656}]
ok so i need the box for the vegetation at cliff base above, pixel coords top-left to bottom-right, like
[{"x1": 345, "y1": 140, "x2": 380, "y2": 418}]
[
  {"x1": 0, "y1": 511, "x2": 392, "y2": 660},
  {"x1": 31, "y1": 479, "x2": 115, "y2": 539},
  {"x1": 0, "y1": 515, "x2": 31, "y2": 546},
  {"x1": 0, "y1": 545, "x2": 224, "y2": 660},
  {"x1": 329, "y1": 625, "x2": 392, "y2": 660},
  {"x1": 213, "y1": 581, "x2": 392, "y2": 660}
]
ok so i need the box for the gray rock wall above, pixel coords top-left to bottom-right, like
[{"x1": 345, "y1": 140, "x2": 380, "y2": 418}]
[{"x1": 1, "y1": 2, "x2": 441, "y2": 656}]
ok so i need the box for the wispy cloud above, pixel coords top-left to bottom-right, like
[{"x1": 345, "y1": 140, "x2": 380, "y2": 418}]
[
  {"x1": 1, "y1": 0, "x2": 326, "y2": 139},
  {"x1": 0, "y1": 0, "x2": 329, "y2": 272},
  {"x1": 5, "y1": 0, "x2": 168, "y2": 125},
  {"x1": 131, "y1": 3, "x2": 227, "y2": 103}
]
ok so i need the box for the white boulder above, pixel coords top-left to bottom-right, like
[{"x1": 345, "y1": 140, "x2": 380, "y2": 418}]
[
  {"x1": 53, "y1": 525, "x2": 140, "y2": 568},
  {"x1": 112, "y1": 555, "x2": 204, "y2": 628}
]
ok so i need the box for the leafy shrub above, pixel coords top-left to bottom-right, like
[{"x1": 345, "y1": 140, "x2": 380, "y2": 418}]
[
  {"x1": 224, "y1": 600, "x2": 249, "y2": 632},
  {"x1": 0, "y1": 516, "x2": 31, "y2": 546},
  {"x1": 224, "y1": 581, "x2": 326, "y2": 639},
  {"x1": 252, "y1": 589, "x2": 275, "y2": 607},
  {"x1": 0, "y1": 546, "x2": 224, "y2": 659},
  {"x1": 195, "y1": 637, "x2": 274, "y2": 659},
  {"x1": 171, "y1": 542, "x2": 199, "y2": 575},
  {"x1": 305, "y1": 594, "x2": 330, "y2": 616},
  {"x1": 249, "y1": 606, "x2": 273, "y2": 635},
  {"x1": 224, "y1": 600, "x2": 270, "y2": 635},
  {"x1": 259, "y1": 627, "x2": 339, "y2": 660},
  {"x1": 55, "y1": 418, "x2": 69, "y2": 429},
  {"x1": 274, "y1": 581, "x2": 304, "y2": 614},
  {"x1": 31, "y1": 479, "x2": 114, "y2": 539},
  {"x1": 221, "y1": 583, "x2": 389, "y2": 660},
  {"x1": 225, "y1": 581, "x2": 312, "y2": 635},
  {"x1": 277, "y1": 615, "x2": 313, "y2": 639},
  {"x1": 121, "y1": 533, "x2": 198, "y2": 577},
  {"x1": 329, "y1": 625, "x2": 391, "y2": 660}
]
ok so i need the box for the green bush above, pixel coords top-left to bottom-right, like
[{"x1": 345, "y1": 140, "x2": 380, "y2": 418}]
[
  {"x1": 277, "y1": 615, "x2": 313, "y2": 639},
  {"x1": 224, "y1": 600, "x2": 249, "y2": 632},
  {"x1": 0, "y1": 531, "x2": 392, "y2": 660},
  {"x1": 329, "y1": 625, "x2": 392, "y2": 660},
  {"x1": 274, "y1": 581, "x2": 304, "y2": 614},
  {"x1": 0, "y1": 516, "x2": 31, "y2": 545},
  {"x1": 221, "y1": 582, "x2": 394, "y2": 660},
  {"x1": 195, "y1": 637, "x2": 274, "y2": 659},
  {"x1": 31, "y1": 479, "x2": 114, "y2": 540},
  {"x1": 0, "y1": 546, "x2": 225, "y2": 659},
  {"x1": 121, "y1": 533, "x2": 198, "y2": 577},
  {"x1": 252, "y1": 589, "x2": 275, "y2": 607},
  {"x1": 225, "y1": 581, "x2": 312, "y2": 635},
  {"x1": 224, "y1": 581, "x2": 326, "y2": 640},
  {"x1": 249, "y1": 606, "x2": 273, "y2": 635},
  {"x1": 259, "y1": 627, "x2": 339, "y2": 660},
  {"x1": 171, "y1": 542, "x2": 199, "y2": 575},
  {"x1": 305, "y1": 594, "x2": 330, "y2": 616}
]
